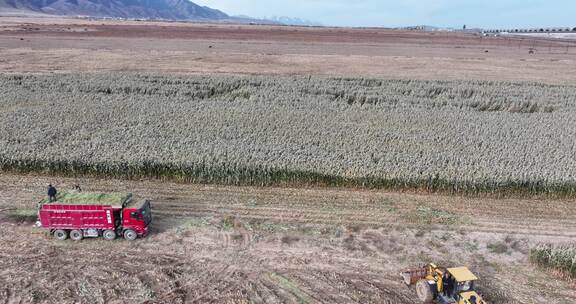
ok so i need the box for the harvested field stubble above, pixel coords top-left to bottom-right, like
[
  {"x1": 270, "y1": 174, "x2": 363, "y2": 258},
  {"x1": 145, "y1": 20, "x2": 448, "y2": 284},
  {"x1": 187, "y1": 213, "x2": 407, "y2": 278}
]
[
  {"x1": 1, "y1": 73, "x2": 576, "y2": 195},
  {"x1": 1, "y1": 173, "x2": 576, "y2": 303}
]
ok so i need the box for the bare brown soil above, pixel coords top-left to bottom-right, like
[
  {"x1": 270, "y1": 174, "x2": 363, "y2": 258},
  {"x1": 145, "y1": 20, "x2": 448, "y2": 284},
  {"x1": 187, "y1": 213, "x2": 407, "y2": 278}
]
[
  {"x1": 1, "y1": 17, "x2": 576, "y2": 82},
  {"x1": 0, "y1": 173, "x2": 575, "y2": 303}
]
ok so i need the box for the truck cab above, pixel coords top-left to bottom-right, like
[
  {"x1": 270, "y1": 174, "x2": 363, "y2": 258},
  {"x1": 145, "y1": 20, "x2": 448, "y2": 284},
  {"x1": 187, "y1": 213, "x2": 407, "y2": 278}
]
[{"x1": 121, "y1": 200, "x2": 152, "y2": 240}]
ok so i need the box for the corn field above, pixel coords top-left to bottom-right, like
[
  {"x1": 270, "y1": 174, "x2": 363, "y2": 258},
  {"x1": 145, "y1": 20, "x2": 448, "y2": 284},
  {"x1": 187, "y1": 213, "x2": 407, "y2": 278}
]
[
  {"x1": 1, "y1": 73, "x2": 576, "y2": 195},
  {"x1": 530, "y1": 244, "x2": 576, "y2": 278}
]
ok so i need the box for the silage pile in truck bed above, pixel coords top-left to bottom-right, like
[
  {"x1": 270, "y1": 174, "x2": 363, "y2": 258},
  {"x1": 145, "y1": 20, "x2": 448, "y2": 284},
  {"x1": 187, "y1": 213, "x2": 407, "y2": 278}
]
[{"x1": 41, "y1": 192, "x2": 133, "y2": 207}]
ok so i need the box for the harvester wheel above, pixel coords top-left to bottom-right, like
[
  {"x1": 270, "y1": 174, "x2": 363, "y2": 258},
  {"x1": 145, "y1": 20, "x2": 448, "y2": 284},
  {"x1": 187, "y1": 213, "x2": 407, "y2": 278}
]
[
  {"x1": 103, "y1": 230, "x2": 117, "y2": 241},
  {"x1": 416, "y1": 279, "x2": 434, "y2": 303},
  {"x1": 123, "y1": 229, "x2": 137, "y2": 241},
  {"x1": 54, "y1": 229, "x2": 68, "y2": 241},
  {"x1": 70, "y1": 230, "x2": 83, "y2": 241}
]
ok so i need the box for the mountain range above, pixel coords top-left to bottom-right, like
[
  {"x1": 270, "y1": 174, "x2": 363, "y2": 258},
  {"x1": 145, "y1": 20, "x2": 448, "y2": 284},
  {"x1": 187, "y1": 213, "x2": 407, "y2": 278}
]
[{"x1": 0, "y1": 0, "x2": 229, "y2": 20}]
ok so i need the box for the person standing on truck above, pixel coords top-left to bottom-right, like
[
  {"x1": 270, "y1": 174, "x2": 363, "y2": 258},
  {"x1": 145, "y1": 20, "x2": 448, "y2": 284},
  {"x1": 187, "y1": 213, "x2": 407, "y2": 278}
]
[{"x1": 47, "y1": 184, "x2": 57, "y2": 202}]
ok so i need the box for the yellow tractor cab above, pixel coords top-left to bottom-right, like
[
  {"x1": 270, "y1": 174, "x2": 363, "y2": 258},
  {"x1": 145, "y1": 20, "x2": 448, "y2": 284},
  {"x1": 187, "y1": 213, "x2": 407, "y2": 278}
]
[
  {"x1": 446, "y1": 267, "x2": 484, "y2": 304},
  {"x1": 401, "y1": 264, "x2": 486, "y2": 304}
]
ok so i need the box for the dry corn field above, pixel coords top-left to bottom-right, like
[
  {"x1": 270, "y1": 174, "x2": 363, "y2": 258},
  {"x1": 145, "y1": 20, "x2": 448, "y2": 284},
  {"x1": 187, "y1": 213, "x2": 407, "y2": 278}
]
[
  {"x1": 1, "y1": 73, "x2": 576, "y2": 195},
  {"x1": 531, "y1": 244, "x2": 576, "y2": 278}
]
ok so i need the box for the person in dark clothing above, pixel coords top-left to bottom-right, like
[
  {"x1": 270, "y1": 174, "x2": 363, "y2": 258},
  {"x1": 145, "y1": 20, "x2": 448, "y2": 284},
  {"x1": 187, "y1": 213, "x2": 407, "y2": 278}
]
[
  {"x1": 48, "y1": 184, "x2": 57, "y2": 202},
  {"x1": 443, "y1": 272, "x2": 454, "y2": 298},
  {"x1": 469, "y1": 295, "x2": 478, "y2": 304}
]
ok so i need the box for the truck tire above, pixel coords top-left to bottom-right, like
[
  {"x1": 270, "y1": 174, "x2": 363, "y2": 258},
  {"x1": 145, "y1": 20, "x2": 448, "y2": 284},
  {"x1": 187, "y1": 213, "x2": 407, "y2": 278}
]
[
  {"x1": 103, "y1": 230, "x2": 117, "y2": 241},
  {"x1": 70, "y1": 230, "x2": 83, "y2": 241},
  {"x1": 124, "y1": 229, "x2": 137, "y2": 241},
  {"x1": 416, "y1": 279, "x2": 434, "y2": 303},
  {"x1": 54, "y1": 229, "x2": 68, "y2": 241}
]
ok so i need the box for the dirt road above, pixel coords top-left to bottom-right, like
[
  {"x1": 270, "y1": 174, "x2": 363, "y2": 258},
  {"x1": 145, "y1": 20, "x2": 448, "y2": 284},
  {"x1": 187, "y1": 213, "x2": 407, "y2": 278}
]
[
  {"x1": 0, "y1": 173, "x2": 575, "y2": 303},
  {"x1": 1, "y1": 17, "x2": 576, "y2": 83}
]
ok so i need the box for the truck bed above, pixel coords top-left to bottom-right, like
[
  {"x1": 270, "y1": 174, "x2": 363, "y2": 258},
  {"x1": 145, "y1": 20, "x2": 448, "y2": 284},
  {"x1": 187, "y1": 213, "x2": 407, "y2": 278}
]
[{"x1": 39, "y1": 203, "x2": 120, "y2": 230}]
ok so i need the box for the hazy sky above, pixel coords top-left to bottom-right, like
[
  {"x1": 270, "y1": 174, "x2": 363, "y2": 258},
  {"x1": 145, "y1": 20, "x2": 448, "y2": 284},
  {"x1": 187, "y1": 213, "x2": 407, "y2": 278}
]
[{"x1": 194, "y1": 0, "x2": 575, "y2": 28}]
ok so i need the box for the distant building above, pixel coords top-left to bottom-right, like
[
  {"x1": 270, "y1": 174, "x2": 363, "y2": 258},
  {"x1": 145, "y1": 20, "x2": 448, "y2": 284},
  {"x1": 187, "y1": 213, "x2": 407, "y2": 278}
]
[{"x1": 483, "y1": 26, "x2": 575, "y2": 34}]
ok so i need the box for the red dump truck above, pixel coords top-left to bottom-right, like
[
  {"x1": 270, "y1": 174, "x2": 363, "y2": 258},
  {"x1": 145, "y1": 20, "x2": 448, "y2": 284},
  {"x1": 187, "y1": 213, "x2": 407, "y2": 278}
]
[{"x1": 37, "y1": 192, "x2": 152, "y2": 241}]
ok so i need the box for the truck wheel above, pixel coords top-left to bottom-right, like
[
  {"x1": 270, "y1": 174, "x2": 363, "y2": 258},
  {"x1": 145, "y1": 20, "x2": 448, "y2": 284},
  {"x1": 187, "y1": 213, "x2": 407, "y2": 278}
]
[
  {"x1": 416, "y1": 279, "x2": 434, "y2": 303},
  {"x1": 70, "y1": 230, "x2": 83, "y2": 241},
  {"x1": 123, "y1": 229, "x2": 137, "y2": 241},
  {"x1": 103, "y1": 230, "x2": 117, "y2": 241},
  {"x1": 54, "y1": 229, "x2": 68, "y2": 241}
]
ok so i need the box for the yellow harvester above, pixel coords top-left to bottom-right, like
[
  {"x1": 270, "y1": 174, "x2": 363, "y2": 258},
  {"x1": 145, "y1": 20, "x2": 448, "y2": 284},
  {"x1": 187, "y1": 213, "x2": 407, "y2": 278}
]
[{"x1": 401, "y1": 263, "x2": 486, "y2": 304}]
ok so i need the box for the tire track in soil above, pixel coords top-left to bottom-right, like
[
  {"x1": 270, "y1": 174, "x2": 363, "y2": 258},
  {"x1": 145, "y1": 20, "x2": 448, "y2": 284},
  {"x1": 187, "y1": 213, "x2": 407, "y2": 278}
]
[
  {"x1": 152, "y1": 198, "x2": 576, "y2": 240},
  {"x1": 296, "y1": 270, "x2": 413, "y2": 304},
  {"x1": 259, "y1": 275, "x2": 302, "y2": 304},
  {"x1": 154, "y1": 208, "x2": 396, "y2": 226}
]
